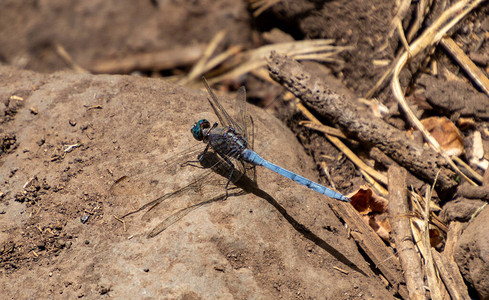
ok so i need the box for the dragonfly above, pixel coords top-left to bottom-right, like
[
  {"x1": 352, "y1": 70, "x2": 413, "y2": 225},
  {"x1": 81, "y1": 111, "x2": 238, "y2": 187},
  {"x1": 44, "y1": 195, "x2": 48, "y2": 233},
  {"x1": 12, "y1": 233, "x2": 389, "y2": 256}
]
[
  {"x1": 115, "y1": 77, "x2": 349, "y2": 237},
  {"x1": 192, "y1": 77, "x2": 350, "y2": 202}
]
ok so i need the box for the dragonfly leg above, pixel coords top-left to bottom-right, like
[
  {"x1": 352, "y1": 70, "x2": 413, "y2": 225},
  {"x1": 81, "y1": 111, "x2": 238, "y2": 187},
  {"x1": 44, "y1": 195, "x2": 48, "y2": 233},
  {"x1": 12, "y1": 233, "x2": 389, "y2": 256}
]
[
  {"x1": 180, "y1": 144, "x2": 210, "y2": 168},
  {"x1": 215, "y1": 152, "x2": 236, "y2": 200},
  {"x1": 224, "y1": 167, "x2": 234, "y2": 200},
  {"x1": 197, "y1": 143, "x2": 211, "y2": 161}
]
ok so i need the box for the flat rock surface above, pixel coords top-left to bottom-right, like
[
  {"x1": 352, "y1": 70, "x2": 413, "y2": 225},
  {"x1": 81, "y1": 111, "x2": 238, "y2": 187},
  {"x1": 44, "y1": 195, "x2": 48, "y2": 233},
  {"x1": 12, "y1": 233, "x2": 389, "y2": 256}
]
[
  {"x1": 0, "y1": 66, "x2": 392, "y2": 298},
  {"x1": 455, "y1": 207, "x2": 489, "y2": 299}
]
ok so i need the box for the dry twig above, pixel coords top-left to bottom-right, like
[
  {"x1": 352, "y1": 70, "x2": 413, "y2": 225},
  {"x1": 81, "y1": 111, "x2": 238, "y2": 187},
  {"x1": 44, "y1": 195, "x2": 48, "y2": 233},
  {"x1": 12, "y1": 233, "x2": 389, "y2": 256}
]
[
  {"x1": 440, "y1": 36, "x2": 489, "y2": 96},
  {"x1": 432, "y1": 250, "x2": 471, "y2": 300},
  {"x1": 388, "y1": 166, "x2": 426, "y2": 300},
  {"x1": 328, "y1": 199, "x2": 408, "y2": 298}
]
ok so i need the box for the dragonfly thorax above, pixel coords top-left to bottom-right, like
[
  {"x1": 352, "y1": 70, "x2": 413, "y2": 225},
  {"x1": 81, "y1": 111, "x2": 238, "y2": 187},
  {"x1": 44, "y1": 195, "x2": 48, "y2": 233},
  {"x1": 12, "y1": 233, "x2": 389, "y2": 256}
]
[{"x1": 191, "y1": 119, "x2": 211, "y2": 141}]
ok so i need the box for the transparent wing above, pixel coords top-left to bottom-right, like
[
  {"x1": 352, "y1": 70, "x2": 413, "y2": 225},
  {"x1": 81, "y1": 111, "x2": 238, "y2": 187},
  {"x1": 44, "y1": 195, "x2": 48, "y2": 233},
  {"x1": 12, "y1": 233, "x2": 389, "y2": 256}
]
[
  {"x1": 109, "y1": 144, "x2": 205, "y2": 198},
  {"x1": 109, "y1": 147, "x2": 244, "y2": 199},
  {"x1": 236, "y1": 86, "x2": 248, "y2": 139},
  {"x1": 233, "y1": 84, "x2": 256, "y2": 182},
  {"x1": 119, "y1": 169, "x2": 216, "y2": 219},
  {"x1": 143, "y1": 150, "x2": 250, "y2": 238},
  {"x1": 202, "y1": 77, "x2": 245, "y2": 135},
  {"x1": 247, "y1": 116, "x2": 257, "y2": 183},
  {"x1": 111, "y1": 148, "x2": 249, "y2": 237},
  {"x1": 202, "y1": 77, "x2": 255, "y2": 180}
]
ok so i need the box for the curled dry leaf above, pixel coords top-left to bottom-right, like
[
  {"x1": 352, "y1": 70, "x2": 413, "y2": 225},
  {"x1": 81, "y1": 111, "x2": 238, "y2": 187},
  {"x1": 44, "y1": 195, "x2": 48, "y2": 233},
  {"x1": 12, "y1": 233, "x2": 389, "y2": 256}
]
[
  {"x1": 429, "y1": 227, "x2": 445, "y2": 249},
  {"x1": 410, "y1": 218, "x2": 445, "y2": 249},
  {"x1": 420, "y1": 116, "x2": 464, "y2": 157},
  {"x1": 349, "y1": 187, "x2": 391, "y2": 242}
]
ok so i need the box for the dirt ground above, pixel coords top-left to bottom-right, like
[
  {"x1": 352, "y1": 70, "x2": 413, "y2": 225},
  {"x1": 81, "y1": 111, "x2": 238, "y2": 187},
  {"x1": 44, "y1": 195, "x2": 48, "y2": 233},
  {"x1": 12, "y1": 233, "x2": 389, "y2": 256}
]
[{"x1": 1, "y1": 0, "x2": 489, "y2": 299}]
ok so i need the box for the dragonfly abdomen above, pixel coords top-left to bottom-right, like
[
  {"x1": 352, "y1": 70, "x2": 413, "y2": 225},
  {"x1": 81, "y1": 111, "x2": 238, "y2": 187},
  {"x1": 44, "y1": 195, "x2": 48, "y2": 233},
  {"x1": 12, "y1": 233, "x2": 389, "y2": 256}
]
[{"x1": 242, "y1": 149, "x2": 350, "y2": 202}]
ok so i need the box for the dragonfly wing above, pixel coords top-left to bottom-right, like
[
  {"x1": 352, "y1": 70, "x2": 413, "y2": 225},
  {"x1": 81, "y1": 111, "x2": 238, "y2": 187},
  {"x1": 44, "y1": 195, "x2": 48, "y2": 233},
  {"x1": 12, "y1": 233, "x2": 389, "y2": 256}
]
[
  {"x1": 139, "y1": 168, "x2": 226, "y2": 222},
  {"x1": 202, "y1": 77, "x2": 244, "y2": 135},
  {"x1": 202, "y1": 77, "x2": 229, "y2": 127},
  {"x1": 236, "y1": 86, "x2": 248, "y2": 138},
  {"x1": 246, "y1": 116, "x2": 257, "y2": 183},
  {"x1": 109, "y1": 143, "x2": 211, "y2": 196},
  {"x1": 119, "y1": 177, "x2": 208, "y2": 219},
  {"x1": 234, "y1": 86, "x2": 256, "y2": 183}
]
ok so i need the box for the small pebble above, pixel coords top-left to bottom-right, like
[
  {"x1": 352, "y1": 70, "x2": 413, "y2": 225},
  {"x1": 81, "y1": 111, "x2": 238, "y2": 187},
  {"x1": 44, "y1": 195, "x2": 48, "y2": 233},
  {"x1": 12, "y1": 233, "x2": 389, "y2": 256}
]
[{"x1": 80, "y1": 214, "x2": 90, "y2": 224}]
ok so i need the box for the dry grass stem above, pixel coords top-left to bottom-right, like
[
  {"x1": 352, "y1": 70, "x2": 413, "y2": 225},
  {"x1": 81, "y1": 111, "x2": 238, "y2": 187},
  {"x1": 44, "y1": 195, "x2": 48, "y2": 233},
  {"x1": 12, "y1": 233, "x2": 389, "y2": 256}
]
[
  {"x1": 386, "y1": 0, "x2": 412, "y2": 47},
  {"x1": 200, "y1": 45, "x2": 244, "y2": 76},
  {"x1": 421, "y1": 175, "x2": 441, "y2": 300},
  {"x1": 91, "y1": 44, "x2": 207, "y2": 73},
  {"x1": 299, "y1": 121, "x2": 348, "y2": 139},
  {"x1": 469, "y1": 202, "x2": 488, "y2": 222},
  {"x1": 410, "y1": 191, "x2": 447, "y2": 234},
  {"x1": 360, "y1": 169, "x2": 388, "y2": 196},
  {"x1": 440, "y1": 37, "x2": 489, "y2": 96},
  {"x1": 55, "y1": 43, "x2": 89, "y2": 74},
  {"x1": 210, "y1": 40, "x2": 350, "y2": 84},
  {"x1": 453, "y1": 156, "x2": 483, "y2": 183},
  {"x1": 182, "y1": 29, "x2": 228, "y2": 85},
  {"x1": 250, "y1": 0, "x2": 282, "y2": 17},
  {"x1": 320, "y1": 161, "x2": 336, "y2": 191},
  {"x1": 406, "y1": 0, "x2": 433, "y2": 42},
  {"x1": 397, "y1": 20, "x2": 411, "y2": 53}
]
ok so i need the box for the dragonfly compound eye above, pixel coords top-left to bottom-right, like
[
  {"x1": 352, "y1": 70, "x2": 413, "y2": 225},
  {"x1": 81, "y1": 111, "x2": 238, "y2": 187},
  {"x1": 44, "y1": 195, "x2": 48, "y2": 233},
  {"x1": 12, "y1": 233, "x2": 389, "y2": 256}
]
[{"x1": 191, "y1": 119, "x2": 209, "y2": 141}]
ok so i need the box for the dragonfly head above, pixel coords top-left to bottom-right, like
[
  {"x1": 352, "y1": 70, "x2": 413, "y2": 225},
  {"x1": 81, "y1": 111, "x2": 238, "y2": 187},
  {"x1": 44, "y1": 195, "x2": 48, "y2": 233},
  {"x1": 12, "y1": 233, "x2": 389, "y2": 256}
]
[{"x1": 191, "y1": 119, "x2": 211, "y2": 141}]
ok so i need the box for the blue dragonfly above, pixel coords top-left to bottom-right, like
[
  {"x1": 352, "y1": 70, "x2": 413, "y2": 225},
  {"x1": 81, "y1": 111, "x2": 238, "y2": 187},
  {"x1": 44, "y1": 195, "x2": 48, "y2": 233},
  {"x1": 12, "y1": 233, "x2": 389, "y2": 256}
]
[
  {"x1": 193, "y1": 77, "x2": 350, "y2": 202},
  {"x1": 116, "y1": 77, "x2": 349, "y2": 237}
]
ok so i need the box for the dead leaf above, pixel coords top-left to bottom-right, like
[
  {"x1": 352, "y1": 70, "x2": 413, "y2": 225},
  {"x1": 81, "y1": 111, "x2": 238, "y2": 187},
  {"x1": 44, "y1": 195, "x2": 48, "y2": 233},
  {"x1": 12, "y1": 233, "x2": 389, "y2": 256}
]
[
  {"x1": 421, "y1": 116, "x2": 464, "y2": 156},
  {"x1": 350, "y1": 187, "x2": 391, "y2": 242}
]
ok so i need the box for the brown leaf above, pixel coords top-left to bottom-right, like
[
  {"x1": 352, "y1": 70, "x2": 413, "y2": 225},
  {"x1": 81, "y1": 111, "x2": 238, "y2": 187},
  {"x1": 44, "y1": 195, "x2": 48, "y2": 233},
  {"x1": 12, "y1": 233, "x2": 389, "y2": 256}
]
[
  {"x1": 421, "y1": 116, "x2": 464, "y2": 156},
  {"x1": 350, "y1": 187, "x2": 391, "y2": 242}
]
